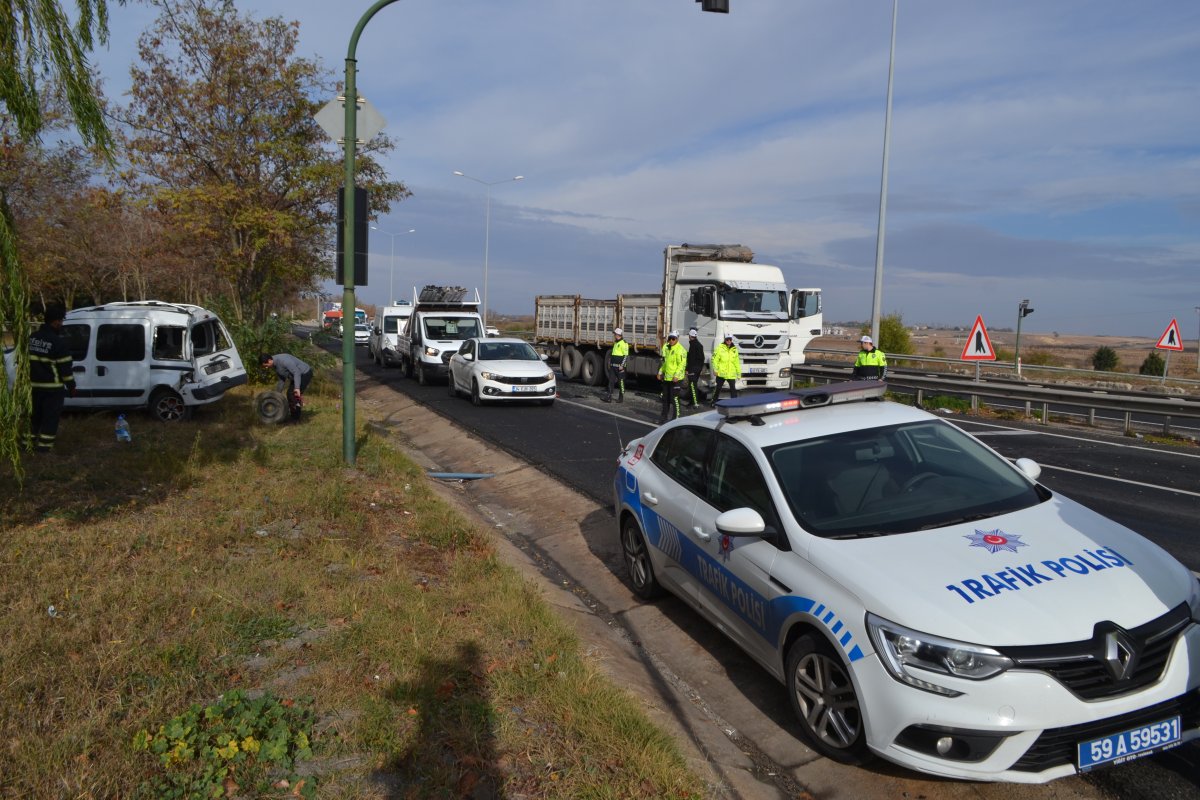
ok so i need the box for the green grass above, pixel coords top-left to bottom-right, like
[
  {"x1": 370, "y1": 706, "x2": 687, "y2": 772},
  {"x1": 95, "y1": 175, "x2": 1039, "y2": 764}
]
[{"x1": 0, "y1": 383, "x2": 706, "y2": 798}]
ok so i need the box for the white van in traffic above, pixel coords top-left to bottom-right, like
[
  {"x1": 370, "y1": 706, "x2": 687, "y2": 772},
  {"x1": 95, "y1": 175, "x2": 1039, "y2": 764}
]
[
  {"x1": 368, "y1": 302, "x2": 414, "y2": 367},
  {"x1": 60, "y1": 301, "x2": 247, "y2": 420}
]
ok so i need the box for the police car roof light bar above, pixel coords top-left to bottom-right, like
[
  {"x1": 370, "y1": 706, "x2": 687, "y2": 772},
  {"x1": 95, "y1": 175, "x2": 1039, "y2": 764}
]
[{"x1": 717, "y1": 380, "x2": 887, "y2": 420}]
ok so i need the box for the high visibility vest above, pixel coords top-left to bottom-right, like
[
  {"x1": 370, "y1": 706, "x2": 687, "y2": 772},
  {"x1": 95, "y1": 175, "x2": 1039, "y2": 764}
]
[
  {"x1": 29, "y1": 324, "x2": 75, "y2": 390},
  {"x1": 854, "y1": 348, "x2": 887, "y2": 368},
  {"x1": 711, "y1": 343, "x2": 741, "y2": 379},
  {"x1": 658, "y1": 342, "x2": 686, "y2": 381},
  {"x1": 609, "y1": 338, "x2": 630, "y2": 365}
]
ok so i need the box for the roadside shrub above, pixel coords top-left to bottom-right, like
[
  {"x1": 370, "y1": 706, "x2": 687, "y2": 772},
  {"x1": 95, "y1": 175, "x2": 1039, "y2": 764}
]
[
  {"x1": 1139, "y1": 351, "x2": 1166, "y2": 376},
  {"x1": 861, "y1": 312, "x2": 914, "y2": 355},
  {"x1": 1091, "y1": 346, "x2": 1119, "y2": 371},
  {"x1": 1022, "y1": 349, "x2": 1064, "y2": 367},
  {"x1": 922, "y1": 394, "x2": 971, "y2": 413}
]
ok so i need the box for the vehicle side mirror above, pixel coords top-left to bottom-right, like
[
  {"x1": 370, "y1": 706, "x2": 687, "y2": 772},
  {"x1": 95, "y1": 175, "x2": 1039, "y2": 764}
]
[
  {"x1": 715, "y1": 507, "x2": 766, "y2": 536},
  {"x1": 1015, "y1": 458, "x2": 1041, "y2": 481},
  {"x1": 464, "y1": 353, "x2": 474, "y2": 362},
  {"x1": 540, "y1": 353, "x2": 549, "y2": 361},
  {"x1": 373, "y1": 327, "x2": 380, "y2": 334}
]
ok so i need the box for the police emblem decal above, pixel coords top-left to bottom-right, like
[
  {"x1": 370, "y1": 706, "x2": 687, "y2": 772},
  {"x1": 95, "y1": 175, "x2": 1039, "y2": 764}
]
[{"x1": 965, "y1": 529, "x2": 1028, "y2": 554}]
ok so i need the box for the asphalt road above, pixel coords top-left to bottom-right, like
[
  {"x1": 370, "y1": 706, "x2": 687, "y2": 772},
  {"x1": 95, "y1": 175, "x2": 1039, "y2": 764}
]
[{"x1": 342, "y1": 342, "x2": 1200, "y2": 798}]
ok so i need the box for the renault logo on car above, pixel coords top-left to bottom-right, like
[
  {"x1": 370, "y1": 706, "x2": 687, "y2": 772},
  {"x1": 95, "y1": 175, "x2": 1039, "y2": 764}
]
[{"x1": 1103, "y1": 629, "x2": 1138, "y2": 681}]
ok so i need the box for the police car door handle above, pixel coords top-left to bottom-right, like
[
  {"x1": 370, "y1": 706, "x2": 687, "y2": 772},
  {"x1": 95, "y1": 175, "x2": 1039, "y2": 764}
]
[
  {"x1": 641, "y1": 491, "x2": 658, "y2": 506},
  {"x1": 692, "y1": 526, "x2": 712, "y2": 542}
]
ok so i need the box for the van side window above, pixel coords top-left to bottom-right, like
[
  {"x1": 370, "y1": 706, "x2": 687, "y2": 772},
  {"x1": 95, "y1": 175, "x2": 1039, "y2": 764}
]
[
  {"x1": 62, "y1": 324, "x2": 91, "y2": 362},
  {"x1": 153, "y1": 326, "x2": 186, "y2": 360},
  {"x1": 96, "y1": 324, "x2": 145, "y2": 361}
]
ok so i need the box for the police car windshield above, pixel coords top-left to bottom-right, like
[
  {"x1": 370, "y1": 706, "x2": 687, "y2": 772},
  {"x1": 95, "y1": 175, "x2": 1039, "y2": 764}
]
[{"x1": 766, "y1": 420, "x2": 1048, "y2": 539}]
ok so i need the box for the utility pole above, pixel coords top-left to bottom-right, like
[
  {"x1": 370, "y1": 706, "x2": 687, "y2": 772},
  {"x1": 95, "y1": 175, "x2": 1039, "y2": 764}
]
[{"x1": 1014, "y1": 299, "x2": 1034, "y2": 376}]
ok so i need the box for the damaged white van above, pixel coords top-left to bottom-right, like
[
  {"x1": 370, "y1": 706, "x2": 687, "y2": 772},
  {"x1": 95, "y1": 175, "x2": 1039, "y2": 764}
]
[{"x1": 59, "y1": 301, "x2": 248, "y2": 421}]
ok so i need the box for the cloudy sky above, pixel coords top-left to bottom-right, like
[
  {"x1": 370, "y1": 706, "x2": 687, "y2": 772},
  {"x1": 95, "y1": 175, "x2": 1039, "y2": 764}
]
[{"x1": 94, "y1": 1, "x2": 1199, "y2": 338}]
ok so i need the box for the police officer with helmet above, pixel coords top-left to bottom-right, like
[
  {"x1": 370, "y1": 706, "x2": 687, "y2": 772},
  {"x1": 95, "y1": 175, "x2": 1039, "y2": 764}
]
[
  {"x1": 603, "y1": 327, "x2": 630, "y2": 403},
  {"x1": 853, "y1": 335, "x2": 887, "y2": 380}
]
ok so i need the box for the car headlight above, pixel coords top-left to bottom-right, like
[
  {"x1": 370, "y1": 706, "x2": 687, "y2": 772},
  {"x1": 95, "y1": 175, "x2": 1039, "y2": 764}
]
[
  {"x1": 424, "y1": 346, "x2": 439, "y2": 357},
  {"x1": 867, "y1": 613, "x2": 1013, "y2": 697},
  {"x1": 480, "y1": 371, "x2": 497, "y2": 381}
]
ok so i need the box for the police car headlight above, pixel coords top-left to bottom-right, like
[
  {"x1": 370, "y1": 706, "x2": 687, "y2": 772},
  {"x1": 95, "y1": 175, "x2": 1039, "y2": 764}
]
[{"x1": 868, "y1": 613, "x2": 1012, "y2": 697}]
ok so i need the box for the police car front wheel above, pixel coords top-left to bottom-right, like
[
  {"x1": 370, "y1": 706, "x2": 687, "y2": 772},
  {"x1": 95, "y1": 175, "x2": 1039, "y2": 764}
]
[{"x1": 786, "y1": 633, "x2": 871, "y2": 765}]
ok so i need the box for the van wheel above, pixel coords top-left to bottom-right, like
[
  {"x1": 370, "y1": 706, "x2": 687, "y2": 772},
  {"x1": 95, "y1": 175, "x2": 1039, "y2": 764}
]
[
  {"x1": 560, "y1": 346, "x2": 583, "y2": 380},
  {"x1": 254, "y1": 390, "x2": 290, "y2": 425},
  {"x1": 417, "y1": 363, "x2": 430, "y2": 386},
  {"x1": 150, "y1": 388, "x2": 192, "y2": 422},
  {"x1": 785, "y1": 633, "x2": 871, "y2": 765}
]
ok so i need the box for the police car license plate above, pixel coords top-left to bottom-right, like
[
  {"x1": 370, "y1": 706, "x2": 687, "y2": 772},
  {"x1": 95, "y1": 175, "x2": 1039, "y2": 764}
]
[
  {"x1": 1077, "y1": 715, "x2": 1181, "y2": 771},
  {"x1": 511, "y1": 385, "x2": 538, "y2": 393},
  {"x1": 746, "y1": 367, "x2": 767, "y2": 374}
]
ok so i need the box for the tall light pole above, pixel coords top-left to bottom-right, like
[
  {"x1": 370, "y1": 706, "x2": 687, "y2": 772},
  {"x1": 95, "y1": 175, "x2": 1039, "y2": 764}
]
[
  {"x1": 1014, "y1": 298, "x2": 1034, "y2": 375},
  {"x1": 453, "y1": 170, "x2": 523, "y2": 327},
  {"x1": 1194, "y1": 306, "x2": 1200, "y2": 372},
  {"x1": 370, "y1": 226, "x2": 414, "y2": 305},
  {"x1": 869, "y1": 0, "x2": 898, "y2": 345}
]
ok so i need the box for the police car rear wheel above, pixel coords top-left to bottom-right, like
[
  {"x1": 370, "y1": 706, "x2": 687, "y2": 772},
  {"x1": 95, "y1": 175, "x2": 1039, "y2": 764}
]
[
  {"x1": 621, "y1": 516, "x2": 663, "y2": 600},
  {"x1": 785, "y1": 633, "x2": 870, "y2": 765}
]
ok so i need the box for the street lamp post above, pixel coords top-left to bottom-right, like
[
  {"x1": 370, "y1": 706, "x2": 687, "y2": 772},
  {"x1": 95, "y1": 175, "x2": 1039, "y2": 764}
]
[
  {"x1": 453, "y1": 170, "x2": 523, "y2": 328},
  {"x1": 1195, "y1": 306, "x2": 1200, "y2": 372},
  {"x1": 869, "y1": 0, "x2": 898, "y2": 345},
  {"x1": 370, "y1": 226, "x2": 415, "y2": 305},
  {"x1": 1014, "y1": 298, "x2": 1034, "y2": 376}
]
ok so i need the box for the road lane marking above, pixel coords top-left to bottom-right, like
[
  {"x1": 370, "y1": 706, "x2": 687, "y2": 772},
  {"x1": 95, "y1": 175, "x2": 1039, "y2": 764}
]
[
  {"x1": 1033, "y1": 463, "x2": 1200, "y2": 499},
  {"x1": 953, "y1": 419, "x2": 1200, "y2": 460}
]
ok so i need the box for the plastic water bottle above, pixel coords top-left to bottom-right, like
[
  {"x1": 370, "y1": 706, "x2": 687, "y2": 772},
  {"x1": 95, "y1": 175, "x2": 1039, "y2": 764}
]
[{"x1": 115, "y1": 415, "x2": 132, "y2": 443}]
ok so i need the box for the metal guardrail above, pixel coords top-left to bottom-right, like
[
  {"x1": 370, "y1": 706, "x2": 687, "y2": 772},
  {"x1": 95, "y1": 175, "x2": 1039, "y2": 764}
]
[
  {"x1": 807, "y1": 347, "x2": 1200, "y2": 391},
  {"x1": 794, "y1": 364, "x2": 1200, "y2": 437}
]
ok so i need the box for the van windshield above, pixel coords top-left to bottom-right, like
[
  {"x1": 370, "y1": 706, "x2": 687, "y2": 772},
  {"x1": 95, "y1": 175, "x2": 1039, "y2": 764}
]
[{"x1": 423, "y1": 317, "x2": 481, "y2": 341}]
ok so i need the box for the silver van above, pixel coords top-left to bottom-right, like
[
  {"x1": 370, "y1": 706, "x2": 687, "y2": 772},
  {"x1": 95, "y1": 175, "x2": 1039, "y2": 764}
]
[{"x1": 60, "y1": 301, "x2": 247, "y2": 420}]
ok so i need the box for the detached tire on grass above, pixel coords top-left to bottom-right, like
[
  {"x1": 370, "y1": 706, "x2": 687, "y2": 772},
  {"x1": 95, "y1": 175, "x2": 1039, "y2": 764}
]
[{"x1": 254, "y1": 390, "x2": 290, "y2": 425}]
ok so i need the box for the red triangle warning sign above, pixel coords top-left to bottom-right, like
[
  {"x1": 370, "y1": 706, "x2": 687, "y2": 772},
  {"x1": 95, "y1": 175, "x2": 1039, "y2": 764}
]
[
  {"x1": 1156, "y1": 318, "x2": 1184, "y2": 351},
  {"x1": 960, "y1": 315, "x2": 996, "y2": 361}
]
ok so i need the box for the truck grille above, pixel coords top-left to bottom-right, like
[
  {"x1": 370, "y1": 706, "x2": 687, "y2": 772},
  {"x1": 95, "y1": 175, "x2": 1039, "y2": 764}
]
[
  {"x1": 731, "y1": 333, "x2": 786, "y2": 353},
  {"x1": 998, "y1": 604, "x2": 1189, "y2": 700}
]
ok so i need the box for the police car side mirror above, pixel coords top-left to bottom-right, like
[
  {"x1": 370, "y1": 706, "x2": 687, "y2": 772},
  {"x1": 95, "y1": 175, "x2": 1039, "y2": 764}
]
[
  {"x1": 715, "y1": 507, "x2": 766, "y2": 536},
  {"x1": 1015, "y1": 458, "x2": 1041, "y2": 482}
]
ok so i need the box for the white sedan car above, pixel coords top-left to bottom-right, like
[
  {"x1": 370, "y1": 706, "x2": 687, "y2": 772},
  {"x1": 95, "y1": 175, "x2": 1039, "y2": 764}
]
[
  {"x1": 447, "y1": 337, "x2": 556, "y2": 406},
  {"x1": 614, "y1": 381, "x2": 1200, "y2": 783}
]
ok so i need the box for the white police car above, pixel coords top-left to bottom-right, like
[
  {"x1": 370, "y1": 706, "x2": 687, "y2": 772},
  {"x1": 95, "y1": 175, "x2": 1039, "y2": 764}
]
[{"x1": 613, "y1": 381, "x2": 1200, "y2": 782}]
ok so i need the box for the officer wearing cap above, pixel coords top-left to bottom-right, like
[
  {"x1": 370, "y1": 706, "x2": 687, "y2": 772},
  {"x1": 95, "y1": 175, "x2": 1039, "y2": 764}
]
[
  {"x1": 657, "y1": 330, "x2": 686, "y2": 423},
  {"x1": 710, "y1": 333, "x2": 741, "y2": 405},
  {"x1": 27, "y1": 304, "x2": 76, "y2": 453},
  {"x1": 684, "y1": 328, "x2": 705, "y2": 408},
  {"x1": 853, "y1": 335, "x2": 887, "y2": 380},
  {"x1": 603, "y1": 327, "x2": 630, "y2": 403}
]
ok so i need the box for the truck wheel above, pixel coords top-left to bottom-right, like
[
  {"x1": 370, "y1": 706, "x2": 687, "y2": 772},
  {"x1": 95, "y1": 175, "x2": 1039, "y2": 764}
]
[
  {"x1": 581, "y1": 351, "x2": 605, "y2": 386},
  {"x1": 254, "y1": 390, "x2": 290, "y2": 425},
  {"x1": 561, "y1": 345, "x2": 582, "y2": 380},
  {"x1": 150, "y1": 387, "x2": 192, "y2": 422}
]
